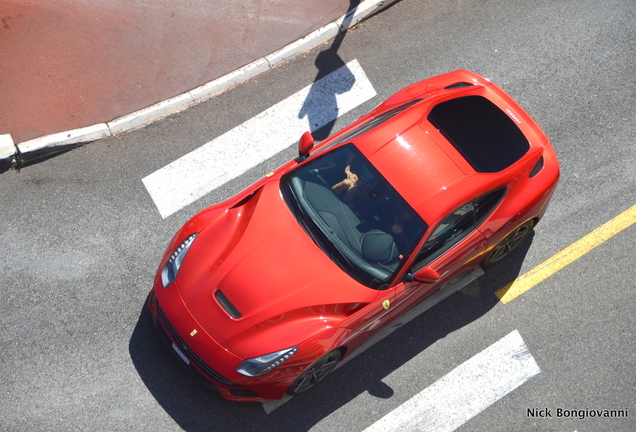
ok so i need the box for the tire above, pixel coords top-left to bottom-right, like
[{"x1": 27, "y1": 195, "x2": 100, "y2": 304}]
[
  {"x1": 287, "y1": 350, "x2": 342, "y2": 396},
  {"x1": 482, "y1": 220, "x2": 534, "y2": 267}
]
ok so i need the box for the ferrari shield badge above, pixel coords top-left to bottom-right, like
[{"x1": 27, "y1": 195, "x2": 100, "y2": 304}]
[
  {"x1": 382, "y1": 299, "x2": 391, "y2": 310},
  {"x1": 190, "y1": 329, "x2": 198, "y2": 337}
]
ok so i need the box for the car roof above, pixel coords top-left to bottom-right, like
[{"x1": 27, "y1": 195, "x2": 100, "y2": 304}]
[{"x1": 350, "y1": 78, "x2": 547, "y2": 225}]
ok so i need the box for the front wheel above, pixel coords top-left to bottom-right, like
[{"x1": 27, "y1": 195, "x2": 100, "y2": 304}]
[
  {"x1": 482, "y1": 220, "x2": 534, "y2": 267},
  {"x1": 287, "y1": 350, "x2": 342, "y2": 395}
]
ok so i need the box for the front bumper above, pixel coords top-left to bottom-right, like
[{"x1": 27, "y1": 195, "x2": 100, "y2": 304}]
[{"x1": 148, "y1": 290, "x2": 267, "y2": 401}]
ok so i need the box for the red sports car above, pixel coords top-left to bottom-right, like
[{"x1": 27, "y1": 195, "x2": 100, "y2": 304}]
[{"x1": 148, "y1": 70, "x2": 559, "y2": 401}]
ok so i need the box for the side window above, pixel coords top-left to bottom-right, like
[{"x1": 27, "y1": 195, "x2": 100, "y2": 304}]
[
  {"x1": 413, "y1": 203, "x2": 475, "y2": 270},
  {"x1": 474, "y1": 187, "x2": 507, "y2": 226}
]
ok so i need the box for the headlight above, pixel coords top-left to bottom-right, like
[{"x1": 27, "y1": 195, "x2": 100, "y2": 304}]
[
  {"x1": 236, "y1": 347, "x2": 298, "y2": 377},
  {"x1": 161, "y1": 233, "x2": 198, "y2": 287}
]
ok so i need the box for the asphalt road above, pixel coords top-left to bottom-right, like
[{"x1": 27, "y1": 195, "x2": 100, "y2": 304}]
[{"x1": 1, "y1": 0, "x2": 635, "y2": 431}]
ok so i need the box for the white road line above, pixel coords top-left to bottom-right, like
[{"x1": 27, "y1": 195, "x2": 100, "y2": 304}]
[
  {"x1": 143, "y1": 59, "x2": 376, "y2": 218},
  {"x1": 363, "y1": 330, "x2": 541, "y2": 432},
  {"x1": 262, "y1": 267, "x2": 484, "y2": 414}
]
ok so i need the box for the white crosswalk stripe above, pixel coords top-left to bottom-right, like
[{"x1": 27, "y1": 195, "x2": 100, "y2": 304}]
[
  {"x1": 362, "y1": 330, "x2": 540, "y2": 432},
  {"x1": 142, "y1": 59, "x2": 376, "y2": 218}
]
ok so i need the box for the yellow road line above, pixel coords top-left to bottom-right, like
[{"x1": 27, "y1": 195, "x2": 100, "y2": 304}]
[{"x1": 496, "y1": 204, "x2": 636, "y2": 304}]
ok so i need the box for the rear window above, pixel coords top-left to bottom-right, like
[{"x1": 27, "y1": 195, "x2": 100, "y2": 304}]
[{"x1": 427, "y1": 95, "x2": 529, "y2": 173}]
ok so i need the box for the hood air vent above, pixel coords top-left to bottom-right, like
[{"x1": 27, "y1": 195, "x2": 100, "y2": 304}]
[{"x1": 215, "y1": 290, "x2": 242, "y2": 319}]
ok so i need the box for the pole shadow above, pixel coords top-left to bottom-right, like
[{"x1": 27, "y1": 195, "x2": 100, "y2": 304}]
[{"x1": 298, "y1": 0, "x2": 361, "y2": 141}]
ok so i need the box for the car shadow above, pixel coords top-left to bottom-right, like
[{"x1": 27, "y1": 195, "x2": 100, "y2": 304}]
[
  {"x1": 298, "y1": 0, "x2": 360, "y2": 141},
  {"x1": 129, "y1": 232, "x2": 535, "y2": 431}
]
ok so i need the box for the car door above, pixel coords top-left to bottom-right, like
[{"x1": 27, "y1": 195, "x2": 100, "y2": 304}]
[
  {"x1": 390, "y1": 187, "x2": 507, "y2": 317},
  {"x1": 390, "y1": 202, "x2": 487, "y2": 317}
]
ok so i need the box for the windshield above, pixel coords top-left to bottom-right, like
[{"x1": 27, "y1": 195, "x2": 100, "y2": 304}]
[{"x1": 281, "y1": 144, "x2": 427, "y2": 289}]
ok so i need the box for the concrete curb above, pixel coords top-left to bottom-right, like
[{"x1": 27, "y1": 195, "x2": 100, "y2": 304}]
[
  {"x1": 2, "y1": 0, "x2": 398, "y2": 167},
  {"x1": 0, "y1": 134, "x2": 16, "y2": 166}
]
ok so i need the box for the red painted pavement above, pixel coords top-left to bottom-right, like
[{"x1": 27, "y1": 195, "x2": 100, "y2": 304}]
[{"x1": 0, "y1": 0, "x2": 356, "y2": 143}]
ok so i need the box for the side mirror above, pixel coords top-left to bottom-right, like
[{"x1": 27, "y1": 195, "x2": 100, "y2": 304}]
[
  {"x1": 411, "y1": 267, "x2": 441, "y2": 283},
  {"x1": 298, "y1": 131, "x2": 314, "y2": 162}
]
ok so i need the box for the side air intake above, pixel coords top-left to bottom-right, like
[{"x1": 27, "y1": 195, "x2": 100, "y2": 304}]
[{"x1": 444, "y1": 82, "x2": 475, "y2": 89}]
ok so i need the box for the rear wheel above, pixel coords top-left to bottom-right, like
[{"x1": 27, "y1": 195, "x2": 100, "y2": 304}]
[
  {"x1": 287, "y1": 350, "x2": 342, "y2": 395},
  {"x1": 482, "y1": 220, "x2": 534, "y2": 267}
]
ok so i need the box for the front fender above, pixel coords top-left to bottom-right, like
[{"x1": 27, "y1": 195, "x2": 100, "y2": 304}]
[{"x1": 240, "y1": 325, "x2": 349, "y2": 400}]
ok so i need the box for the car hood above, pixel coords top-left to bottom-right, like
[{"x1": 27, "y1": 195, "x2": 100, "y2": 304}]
[{"x1": 175, "y1": 180, "x2": 378, "y2": 358}]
